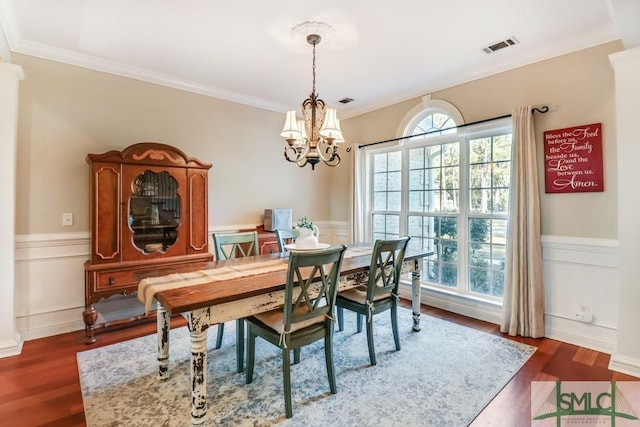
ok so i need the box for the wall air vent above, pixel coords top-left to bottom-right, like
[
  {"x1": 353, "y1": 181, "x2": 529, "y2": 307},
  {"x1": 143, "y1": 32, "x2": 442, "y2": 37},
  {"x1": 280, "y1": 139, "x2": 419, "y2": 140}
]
[{"x1": 482, "y1": 37, "x2": 519, "y2": 54}]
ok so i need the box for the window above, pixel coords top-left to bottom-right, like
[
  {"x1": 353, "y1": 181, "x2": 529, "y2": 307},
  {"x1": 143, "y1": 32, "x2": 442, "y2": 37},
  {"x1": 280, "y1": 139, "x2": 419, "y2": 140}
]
[{"x1": 366, "y1": 108, "x2": 512, "y2": 302}]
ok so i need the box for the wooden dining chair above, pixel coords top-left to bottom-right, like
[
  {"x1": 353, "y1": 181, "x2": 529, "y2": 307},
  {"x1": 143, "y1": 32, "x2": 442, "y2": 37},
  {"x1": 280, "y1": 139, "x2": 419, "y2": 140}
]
[
  {"x1": 245, "y1": 245, "x2": 347, "y2": 418},
  {"x1": 212, "y1": 231, "x2": 259, "y2": 372},
  {"x1": 275, "y1": 228, "x2": 298, "y2": 252},
  {"x1": 336, "y1": 236, "x2": 410, "y2": 365}
]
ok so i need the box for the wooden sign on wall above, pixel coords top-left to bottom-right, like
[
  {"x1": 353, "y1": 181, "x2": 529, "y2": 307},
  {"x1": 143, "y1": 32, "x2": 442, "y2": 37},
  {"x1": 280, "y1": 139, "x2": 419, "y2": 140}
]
[{"x1": 543, "y1": 123, "x2": 604, "y2": 193}]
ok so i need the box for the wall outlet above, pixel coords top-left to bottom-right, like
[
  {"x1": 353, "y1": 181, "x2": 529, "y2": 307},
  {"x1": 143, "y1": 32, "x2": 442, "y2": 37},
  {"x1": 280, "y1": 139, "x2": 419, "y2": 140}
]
[
  {"x1": 578, "y1": 305, "x2": 591, "y2": 313},
  {"x1": 62, "y1": 213, "x2": 73, "y2": 226},
  {"x1": 575, "y1": 311, "x2": 593, "y2": 323}
]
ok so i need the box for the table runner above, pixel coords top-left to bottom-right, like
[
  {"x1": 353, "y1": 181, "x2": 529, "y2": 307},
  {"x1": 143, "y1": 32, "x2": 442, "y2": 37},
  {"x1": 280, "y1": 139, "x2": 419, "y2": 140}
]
[{"x1": 138, "y1": 247, "x2": 373, "y2": 313}]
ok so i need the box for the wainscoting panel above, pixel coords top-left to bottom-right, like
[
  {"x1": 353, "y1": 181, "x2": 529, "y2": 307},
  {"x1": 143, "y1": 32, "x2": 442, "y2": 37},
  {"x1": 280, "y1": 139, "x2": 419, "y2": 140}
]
[
  {"x1": 15, "y1": 233, "x2": 90, "y2": 340},
  {"x1": 404, "y1": 234, "x2": 620, "y2": 354}
]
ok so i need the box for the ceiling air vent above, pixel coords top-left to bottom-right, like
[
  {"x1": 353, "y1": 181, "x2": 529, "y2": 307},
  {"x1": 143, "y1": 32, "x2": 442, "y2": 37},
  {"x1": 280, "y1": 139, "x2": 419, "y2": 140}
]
[
  {"x1": 482, "y1": 37, "x2": 519, "y2": 54},
  {"x1": 339, "y1": 97, "x2": 354, "y2": 104}
]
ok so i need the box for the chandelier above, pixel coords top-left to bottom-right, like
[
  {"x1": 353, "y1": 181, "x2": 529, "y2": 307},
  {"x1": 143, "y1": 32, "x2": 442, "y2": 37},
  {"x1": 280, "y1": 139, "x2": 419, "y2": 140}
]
[{"x1": 281, "y1": 33, "x2": 345, "y2": 170}]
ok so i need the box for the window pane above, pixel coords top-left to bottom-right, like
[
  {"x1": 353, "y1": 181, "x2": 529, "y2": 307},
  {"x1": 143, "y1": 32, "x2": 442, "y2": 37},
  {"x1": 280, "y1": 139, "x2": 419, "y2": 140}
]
[
  {"x1": 442, "y1": 143, "x2": 459, "y2": 166},
  {"x1": 439, "y1": 216, "x2": 458, "y2": 239},
  {"x1": 493, "y1": 188, "x2": 509, "y2": 214},
  {"x1": 425, "y1": 190, "x2": 439, "y2": 212},
  {"x1": 492, "y1": 161, "x2": 511, "y2": 187},
  {"x1": 412, "y1": 113, "x2": 457, "y2": 137},
  {"x1": 442, "y1": 189, "x2": 459, "y2": 213},
  {"x1": 493, "y1": 135, "x2": 512, "y2": 161},
  {"x1": 491, "y1": 270, "x2": 505, "y2": 297},
  {"x1": 409, "y1": 190, "x2": 423, "y2": 211},
  {"x1": 469, "y1": 267, "x2": 489, "y2": 294},
  {"x1": 388, "y1": 191, "x2": 401, "y2": 211},
  {"x1": 388, "y1": 151, "x2": 402, "y2": 171},
  {"x1": 443, "y1": 166, "x2": 459, "y2": 190},
  {"x1": 374, "y1": 192, "x2": 387, "y2": 210},
  {"x1": 386, "y1": 215, "x2": 400, "y2": 235},
  {"x1": 467, "y1": 218, "x2": 507, "y2": 297},
  {"x1": 374, "y1": 173, "x2": 387, "y2": 191},
  {"x1": 469, "y1": 164, "x2": 490, "y2": 189},
  {"x1": 372, "y1": 214, "x2": 385, "y2": 232},
  {"x1": 409, "y1": 169, "x2": 423, "y2": 190},
  {"x1": 469, "y1": 218, "x2": 490, "y2": 243},
  {"x1": 470, "y1": 189, "x2": 492, "y2": 213},
  {"x1": 492, "y1": 220, "x2": 508, "y2": 244},
  {"x1": 470, "y1": 138, "x2": 490, "y2": 163},
  {"x1": 425, "y1": 146, "x2": 442, "y2": 167},
  {"x1": 409, "y1": 148, "x2": 424, "y2": 170},
  {"x1": 408, "y1": 216, "x2": 423, "y2": 237},
  {"x1": 372, "y1": 214, "x2": 399, "y2": 240},
  {"x1": 388, "y1": 171, "x2": 402, "y2": 191},
  {"x1": 374, "y1": 153, "x2": 388, "y2": 172}
]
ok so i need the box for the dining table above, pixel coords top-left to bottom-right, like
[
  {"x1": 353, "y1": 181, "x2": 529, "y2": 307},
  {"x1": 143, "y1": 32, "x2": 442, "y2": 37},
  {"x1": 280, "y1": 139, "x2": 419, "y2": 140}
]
[{"x1": 137, "y1": 243, "x2": 433, "y2": 425}]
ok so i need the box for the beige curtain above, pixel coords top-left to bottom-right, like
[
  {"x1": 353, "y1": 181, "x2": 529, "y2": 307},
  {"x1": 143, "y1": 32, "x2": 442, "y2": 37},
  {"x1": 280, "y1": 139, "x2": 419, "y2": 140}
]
[
  {"x1": 500, "y1": 106, "x2": 545, "y2": 338},
  {"x1": 349, "y1": 145, "x2": 366, "y2": 243}
]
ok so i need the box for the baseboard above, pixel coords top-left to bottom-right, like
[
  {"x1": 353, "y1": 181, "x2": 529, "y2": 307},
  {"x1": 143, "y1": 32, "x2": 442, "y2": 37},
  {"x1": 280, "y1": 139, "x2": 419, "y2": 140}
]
[
  {"x1": 0, "y1": 333, "x2": 23, "y2": 358},
  {"x1": 544, "y1": 313, "x2": 617, "y2": 354},
  {"x1": 608, "y1": 353, "x2": 640, "y2": 378},
  {"x1": 16, "y1": 306, "x2": 86, "y2": 341}
]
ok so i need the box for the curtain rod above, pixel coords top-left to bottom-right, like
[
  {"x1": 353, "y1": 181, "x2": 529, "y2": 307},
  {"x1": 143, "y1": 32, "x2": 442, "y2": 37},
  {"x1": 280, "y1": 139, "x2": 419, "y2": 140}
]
[{"x1": 357, "y1": 105, "x2": 549, "y2": 149}]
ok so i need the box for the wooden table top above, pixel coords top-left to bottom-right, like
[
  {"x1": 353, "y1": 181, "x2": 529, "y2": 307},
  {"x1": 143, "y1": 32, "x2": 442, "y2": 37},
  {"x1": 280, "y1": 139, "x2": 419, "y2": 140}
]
[{"x1": 137, "y1": 247, "x2": 432, "y2": 315}]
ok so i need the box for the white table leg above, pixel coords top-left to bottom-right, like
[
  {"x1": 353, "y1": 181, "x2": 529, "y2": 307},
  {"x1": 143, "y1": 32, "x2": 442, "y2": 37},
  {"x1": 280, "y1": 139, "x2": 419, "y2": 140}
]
[
  {"x1": 157, "y1": 302, "x2": 171, "y2": 380},
  {"x1": 411, "y1": 260, "x2": 422, "y2": 332},
  {"x1": 189, "y1": 308, "x2": 211, "y2": 425}
]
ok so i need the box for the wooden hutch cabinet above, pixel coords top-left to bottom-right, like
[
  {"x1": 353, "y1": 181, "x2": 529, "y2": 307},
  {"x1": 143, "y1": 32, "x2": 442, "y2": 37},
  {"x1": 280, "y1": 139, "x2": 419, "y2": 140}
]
[{"x1": 83, "y1": 142, "x2": 213, "y2": 343}]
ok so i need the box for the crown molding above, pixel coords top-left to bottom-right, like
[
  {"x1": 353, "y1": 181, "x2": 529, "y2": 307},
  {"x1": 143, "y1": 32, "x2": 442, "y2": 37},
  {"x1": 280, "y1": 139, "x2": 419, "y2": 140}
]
[{"x1": 11, "y1": 39, "x2": 290, "y2": 113}]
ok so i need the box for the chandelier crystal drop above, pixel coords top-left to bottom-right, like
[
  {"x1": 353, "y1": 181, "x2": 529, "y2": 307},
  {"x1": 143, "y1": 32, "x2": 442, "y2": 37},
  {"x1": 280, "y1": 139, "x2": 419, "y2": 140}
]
[{"x1": 281, "y1": 33, "x2": 345, "y2": 170}]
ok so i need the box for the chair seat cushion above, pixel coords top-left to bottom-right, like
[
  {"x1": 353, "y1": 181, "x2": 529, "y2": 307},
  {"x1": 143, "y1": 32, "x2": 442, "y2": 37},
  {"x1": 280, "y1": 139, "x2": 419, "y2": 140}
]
[
  {"x1": 338, "y1": 287, "x2": 391, "y2": 304},
  {"x1": 252, "y1": 305, "x2": 325, "y2": 334}
]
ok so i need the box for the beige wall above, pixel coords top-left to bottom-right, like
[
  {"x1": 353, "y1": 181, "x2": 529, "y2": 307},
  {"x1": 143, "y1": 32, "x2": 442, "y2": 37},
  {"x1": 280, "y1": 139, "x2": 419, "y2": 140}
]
[
  {"x1": 14, "y1": 40, "x2": 623, "y2": 239},
  {"x1": 14, "y1": 53, "x2": 335, "y2": 235},
  {"x1": 339, "y1": 41, "x2": 622, "y2": 239}
]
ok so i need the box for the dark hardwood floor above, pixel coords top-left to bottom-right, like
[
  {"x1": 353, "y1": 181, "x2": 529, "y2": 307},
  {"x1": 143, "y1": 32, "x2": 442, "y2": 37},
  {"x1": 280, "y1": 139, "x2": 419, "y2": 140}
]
[{"x1": 0, "y1": 302, "x2": 636, "y2": 426}]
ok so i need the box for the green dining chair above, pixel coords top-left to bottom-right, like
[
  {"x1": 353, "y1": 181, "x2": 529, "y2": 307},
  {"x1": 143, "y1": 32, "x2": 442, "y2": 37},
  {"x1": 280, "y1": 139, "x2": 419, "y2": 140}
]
[
  {"x1": 212, "y1": 231, "x2": 259, "y2": 373},
  {"x1": 336, "y1": 236, "x2": 410, "y2": 365},
  {"x1": 245, "y1": 245, "x2": 347, "y2": 418},
  {"x1": 275, "y1": 228, "x2": 299, "y2": 252}
]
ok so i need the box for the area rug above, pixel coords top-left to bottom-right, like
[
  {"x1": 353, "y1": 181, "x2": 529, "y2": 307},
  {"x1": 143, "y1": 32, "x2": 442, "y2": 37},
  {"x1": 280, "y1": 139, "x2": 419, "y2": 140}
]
[{"x1": 77, "y1": 307, "x2": 535, "y2": 426}]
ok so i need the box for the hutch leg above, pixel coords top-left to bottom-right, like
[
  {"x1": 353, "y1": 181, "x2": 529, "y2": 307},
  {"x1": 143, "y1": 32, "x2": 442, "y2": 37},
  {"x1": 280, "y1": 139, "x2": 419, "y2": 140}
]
[
  {"x1": 411, "y1": 260, "x2": 422, "y2": 332},
  {"x1": 157, "y1": 302, "x2": 171, "y2": 380},
  {"x1": 83, "y1": 305, "x2": 98, "y2": 344},
  {"x1": 189, "y1": 308, "x2": 211, "y2": 425}
]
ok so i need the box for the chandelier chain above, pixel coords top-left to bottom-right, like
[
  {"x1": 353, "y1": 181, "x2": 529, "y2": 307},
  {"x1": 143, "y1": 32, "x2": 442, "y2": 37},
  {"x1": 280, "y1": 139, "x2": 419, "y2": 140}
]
[{"x1": 312, "y1": 42, "x2": 317, "y2": 94}]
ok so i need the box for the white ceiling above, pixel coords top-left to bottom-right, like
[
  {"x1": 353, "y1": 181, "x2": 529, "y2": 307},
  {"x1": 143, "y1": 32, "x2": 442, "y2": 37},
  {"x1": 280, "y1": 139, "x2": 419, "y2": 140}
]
[{"x1": 0, "y1": 0, "x2": 631, "y2": 118}]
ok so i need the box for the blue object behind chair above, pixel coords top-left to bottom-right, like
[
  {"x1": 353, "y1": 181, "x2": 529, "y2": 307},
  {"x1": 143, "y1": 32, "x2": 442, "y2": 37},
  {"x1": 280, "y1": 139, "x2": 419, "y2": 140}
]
[
  {"x1": 212, "y1": 231, "x2": 259, "y2": 372},
  {"x1": 275, "y1": 228, "x2": 298, "y2": 252}
]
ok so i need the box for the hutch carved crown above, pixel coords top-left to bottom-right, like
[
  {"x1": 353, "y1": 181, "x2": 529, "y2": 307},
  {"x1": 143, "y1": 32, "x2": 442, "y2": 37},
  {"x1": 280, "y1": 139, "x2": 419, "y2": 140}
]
[{"x1": 83, "y1": 142, "x2": 213, "y2": 343}]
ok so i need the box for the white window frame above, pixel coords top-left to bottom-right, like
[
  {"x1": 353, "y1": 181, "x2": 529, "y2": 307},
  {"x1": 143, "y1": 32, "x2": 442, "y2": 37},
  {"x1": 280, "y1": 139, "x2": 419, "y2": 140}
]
[{"x1": 363, "y1": 106, "x2": 512, "y2": 304}]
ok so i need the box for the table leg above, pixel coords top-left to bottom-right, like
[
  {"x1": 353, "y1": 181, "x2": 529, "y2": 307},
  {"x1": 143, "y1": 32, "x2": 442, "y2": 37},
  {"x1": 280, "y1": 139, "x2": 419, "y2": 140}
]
[
  {"x1": 189, "y1": 308, "x2": 210, "y2": 425},
  {"x1": 411, "y1": 260, "x2": 422, "y2": 332},
  {"x1": 157, "y1": 302, "x2": 170, "y2": 380}
]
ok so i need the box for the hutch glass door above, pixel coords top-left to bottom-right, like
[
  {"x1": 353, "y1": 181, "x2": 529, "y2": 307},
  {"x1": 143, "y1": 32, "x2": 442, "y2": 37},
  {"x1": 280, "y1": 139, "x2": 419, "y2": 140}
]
[{"x1": 129, "y1": 170, "x2": 181, "y2": 253}]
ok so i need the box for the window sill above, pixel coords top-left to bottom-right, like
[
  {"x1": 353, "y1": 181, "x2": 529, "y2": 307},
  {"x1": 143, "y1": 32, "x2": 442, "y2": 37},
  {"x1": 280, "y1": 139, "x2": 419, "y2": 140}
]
[{"x1": 399, "y1": 281, "x2": 503, "y2": 324}]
